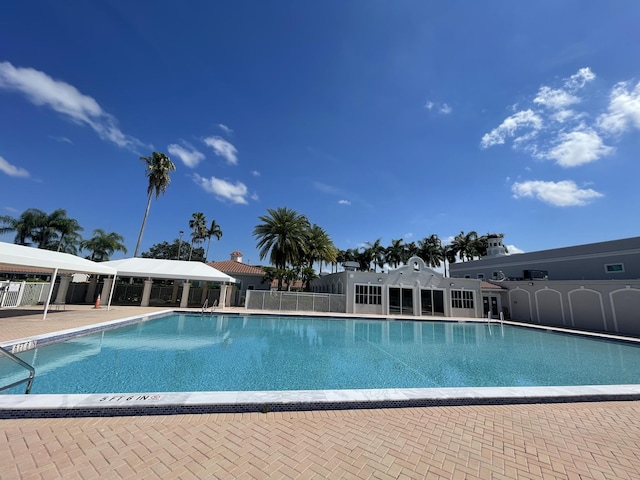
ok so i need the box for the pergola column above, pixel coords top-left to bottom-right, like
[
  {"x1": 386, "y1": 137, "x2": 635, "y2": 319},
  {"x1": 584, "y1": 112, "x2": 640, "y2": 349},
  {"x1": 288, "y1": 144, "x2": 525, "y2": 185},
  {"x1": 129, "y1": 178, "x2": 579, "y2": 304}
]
[
  {"x1": 180, "y1": 282, "x2": 191, "y2": 308},
  {"x1": 85, "y1": 275, "x2": 98, "y2": 303},
  {"x1": 141, "y1": 279, "x2": 153, "y2": 307},
  {"x1": 219, "y1": 284, "x2": 228, "y2": 307},
  {"x1": 54, "y1": 274, "x2": 72, "y2": 304},
  {"x1": 101, "y1": 277, "x2": 114, "y2": 305}
]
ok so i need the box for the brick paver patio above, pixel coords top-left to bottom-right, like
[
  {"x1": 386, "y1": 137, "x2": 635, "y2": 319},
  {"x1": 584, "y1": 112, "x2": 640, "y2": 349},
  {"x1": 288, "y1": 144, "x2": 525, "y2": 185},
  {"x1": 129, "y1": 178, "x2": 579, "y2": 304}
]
[{"x1": 2, "y1": 306, "x2": 640, "y2": 479}]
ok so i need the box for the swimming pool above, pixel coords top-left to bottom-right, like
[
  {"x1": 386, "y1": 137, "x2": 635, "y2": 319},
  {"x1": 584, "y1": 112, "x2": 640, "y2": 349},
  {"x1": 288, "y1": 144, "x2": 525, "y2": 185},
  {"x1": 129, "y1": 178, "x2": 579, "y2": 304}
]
[
  {"x1": 4, "y1": 312, "x2": 640, "y2": 392},
  {"x1": 2, "y1": 312, "x2": 640, "y2": 416}
]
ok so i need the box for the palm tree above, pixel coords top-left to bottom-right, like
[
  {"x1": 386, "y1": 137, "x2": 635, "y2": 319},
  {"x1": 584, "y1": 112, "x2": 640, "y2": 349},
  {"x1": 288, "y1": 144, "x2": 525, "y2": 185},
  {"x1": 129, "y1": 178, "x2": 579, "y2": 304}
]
[
  {"x1": 333, "y1": 249, "x2": 347, "y2": 273},
  {"x1": 0, "y1": 208, "x2": 47, "y2": 245},
  {"x1": 253, "y1": 207, "x2": 310, "y2": 290},
  {"x1": 417, "y1": 234, "x2": 443, "y2": 268},
  {"x1": 188, "y1": 212, "x2": 208, "y2": 261},
  {"x1": 451, "y1": 231, "x2": 479, "y2": 262},
  {"x1": 134, "y1": 152, "x2": 176, "y2": 257},
  {"x1": 82, "y1": 229, "x2": 127, "y2": 261},
  {"x1": 205, "y1": 219, "x2": 223, "y2": 262},
  {"x1": 304, "y1": 224, "x2": 337, "y2": 273},
  {"x1": 364, "y1": 238, "x2": 385, "y2": 272},
  {"x1": 300, "y1": 266, "x2": 318, "y2": 291},
  {"x1": 37, "y1": 209, "x2": 83, "y2": 252},
  {"x1": 385, "y1": 238, "x2": 404, "y2": 269},
  {"x1": 356, "y1": 248, "x2": 373, "y2": 272}
]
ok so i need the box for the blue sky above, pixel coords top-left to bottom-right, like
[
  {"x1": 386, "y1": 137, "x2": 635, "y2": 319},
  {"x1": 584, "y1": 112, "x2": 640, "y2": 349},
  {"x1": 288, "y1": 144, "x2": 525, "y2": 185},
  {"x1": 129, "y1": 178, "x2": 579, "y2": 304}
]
[{"x1": 1, "y1": 1, "x2": 639, "y2": 265}]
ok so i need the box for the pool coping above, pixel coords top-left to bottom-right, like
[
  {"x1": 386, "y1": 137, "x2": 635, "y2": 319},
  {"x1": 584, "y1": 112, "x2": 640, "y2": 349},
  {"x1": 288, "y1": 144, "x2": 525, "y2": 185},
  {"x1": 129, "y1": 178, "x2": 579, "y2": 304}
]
[{"x1": 2, "y1": 310, "x2": 640, "y2": 418}]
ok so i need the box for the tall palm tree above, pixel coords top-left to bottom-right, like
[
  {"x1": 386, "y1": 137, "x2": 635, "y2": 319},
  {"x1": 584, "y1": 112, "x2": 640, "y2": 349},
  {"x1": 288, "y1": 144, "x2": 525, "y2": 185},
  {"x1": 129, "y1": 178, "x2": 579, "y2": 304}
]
[
  {"x1": 305, "y1": 224, "x2": 337, "y2": 273},
  {"x1": 188, "y1": 212, "x2": 208, "y2": 261},
  {"x1": 385, "y1": 238, "x2": 404, "y2": 269},
  {"x1": 403, "y1": 241, "x2": 419, "y2": 264},
  {"x1": 333, "y1": 249, "x2": 347, "y2": 273},
  {"x1": 451, "y1": 230, "x2": 479, "y2": 262},
  {"x1": 82, "y1": 229, "x2": 127, "y2": 261},
  {"x1": 134, "y1": 152, "x2": 176, "y2": 257},
  {"x1": 356, "y1": 248, "x2": 373, "y2": 272},
  {"x1": 0, "y1": 208, "x2": 47, "y2": 245},
  {"x1": 417, "y1": 234, "x2": 443, "y2": 268},
  {"x1": 36, "y1": 209, "x2": 83, "y2": 252},
  {"x1": 205, "y1": 219, "x2": 223, "y2": 262},
  {"x1": 364, "y1": 238, "x2": 385, "y2": 272},
  {"x1": 253, "y1": 207, "x2": 310, "y2": 290}
]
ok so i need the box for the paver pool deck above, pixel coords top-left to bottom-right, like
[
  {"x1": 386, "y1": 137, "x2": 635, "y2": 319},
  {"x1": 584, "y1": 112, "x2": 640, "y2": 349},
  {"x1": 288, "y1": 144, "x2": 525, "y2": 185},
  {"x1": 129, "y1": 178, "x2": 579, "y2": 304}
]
[{"x1": 2, "y1": 305, "x2": 640, "y2": 479}]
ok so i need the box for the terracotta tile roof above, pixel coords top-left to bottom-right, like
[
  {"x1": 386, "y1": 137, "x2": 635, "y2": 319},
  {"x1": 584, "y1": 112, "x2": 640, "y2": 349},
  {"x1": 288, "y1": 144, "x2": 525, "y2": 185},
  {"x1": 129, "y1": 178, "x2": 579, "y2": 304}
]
[
  {"x1": 207, "y1": 260, "x2": 265, "y2": 276},
  {"x1": 481, "y1": 281, "x2": 507, "y2": 290}
]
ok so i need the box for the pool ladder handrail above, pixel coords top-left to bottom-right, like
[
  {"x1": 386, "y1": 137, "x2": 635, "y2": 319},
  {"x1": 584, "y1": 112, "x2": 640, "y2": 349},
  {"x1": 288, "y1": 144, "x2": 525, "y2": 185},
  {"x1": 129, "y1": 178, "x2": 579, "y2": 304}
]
[
  {"x1": 0, "y1": 346, "x2": 35, "y2": 394},
  {"x1": 201, "y1": 299, "x2": 219, "y2": 316}
]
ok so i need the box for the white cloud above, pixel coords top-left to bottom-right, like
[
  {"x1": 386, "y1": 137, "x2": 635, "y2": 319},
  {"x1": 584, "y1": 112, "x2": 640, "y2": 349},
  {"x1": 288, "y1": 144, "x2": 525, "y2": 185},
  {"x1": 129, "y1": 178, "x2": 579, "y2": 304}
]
[
  {"x1": 49, "y1": 135, "x2": 73, "y2": 144},
  {"x1": 167, "y1": 143, "x2": 205, "y2": 168},
  {"x1": 543, "y1": 128, "x2": 613, "y2": 167},
  {"x1": 338, "y1": 199, "x2": 351, "y2": 205},
  {"x1": 203, "y1": 136, "x2": 238, "y2": 165},
  {"x1": 597, "y1": 81, "x2": 640, "y2": 135},
  {"x1": 564, "y1": 67, "x2": 596, "y2": 90},
  {"x1": 193, "y1": 174, "x2": 249, "y2": 204},
  {"x1": 0, "y1": 155, "x2": 29, "y2": 178},
  {"x1": 551, "y1": 109, "x2": 577, "y2": 123},
  {"x1": 0, "y1": 61, "x2": 145, "y2": 151},
  {"x1": 425, "y1": 100, "x2": 452, "y2": 115},
  {"x1": 218, "y1": 123, "x2": 233, "y2": 135},
  {"x1": 511, "y1": 180, "x2": 603, "y2": 206},
  {"x1": 439, "y1": 103, "x2": 452, "y2": 115},
  {"x1": 480, "y1": 109, "x2": 543, "y2": 148},
  {"x1": 533, "y1": 86, "x2": 580, "y2": 110},
  {"x1": 251, "y1": 170, "x2": 261, "y2": 177}
]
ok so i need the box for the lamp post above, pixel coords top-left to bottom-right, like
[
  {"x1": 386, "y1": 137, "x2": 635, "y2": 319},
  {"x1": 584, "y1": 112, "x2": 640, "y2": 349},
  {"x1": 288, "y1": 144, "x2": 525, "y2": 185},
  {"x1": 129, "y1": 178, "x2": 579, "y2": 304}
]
[{"x1": 177, "y1": 230, "x2": 184, "y2": 260}]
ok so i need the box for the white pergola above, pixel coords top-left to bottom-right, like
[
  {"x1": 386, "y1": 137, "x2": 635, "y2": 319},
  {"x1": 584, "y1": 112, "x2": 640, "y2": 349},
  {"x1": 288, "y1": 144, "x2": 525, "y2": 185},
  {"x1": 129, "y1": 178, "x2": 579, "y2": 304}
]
[
  {"x1": 100, "y1": 257, "x2": 236, "y2": 308},
  {"x1": 0, "y1": 242, "x2": 118, "y2": 319}
]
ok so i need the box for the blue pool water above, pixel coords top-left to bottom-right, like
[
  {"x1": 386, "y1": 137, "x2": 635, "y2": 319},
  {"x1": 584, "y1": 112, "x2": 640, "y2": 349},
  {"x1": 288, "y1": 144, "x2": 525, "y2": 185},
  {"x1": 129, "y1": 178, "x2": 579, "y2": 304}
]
[{"x1": 2, "y1": 314, "x2": 640, "y2": 395}]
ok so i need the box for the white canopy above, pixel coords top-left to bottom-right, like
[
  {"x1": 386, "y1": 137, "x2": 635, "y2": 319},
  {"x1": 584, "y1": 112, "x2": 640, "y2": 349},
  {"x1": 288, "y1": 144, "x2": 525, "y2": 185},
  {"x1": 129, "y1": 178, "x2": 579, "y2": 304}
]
[
  {"x1": 0, "y1": 242, "x2": 118, "y2": 320},
  {"x1": 0, "y1": 242, "x2": 117, "y2": 276},
  {"x1": 100, "y1": 257, "x2": 236, "y2": 283}
]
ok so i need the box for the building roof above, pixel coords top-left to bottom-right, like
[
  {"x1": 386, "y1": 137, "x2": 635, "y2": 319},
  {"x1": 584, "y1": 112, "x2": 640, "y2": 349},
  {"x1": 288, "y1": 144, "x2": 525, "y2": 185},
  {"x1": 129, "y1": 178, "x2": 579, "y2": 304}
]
[
  {"x1": 207, "y1": 260, "x2": 265, "y2": 276},
  {"x1": 481, "y1": 281, "x2": 507, "y2": 290}
]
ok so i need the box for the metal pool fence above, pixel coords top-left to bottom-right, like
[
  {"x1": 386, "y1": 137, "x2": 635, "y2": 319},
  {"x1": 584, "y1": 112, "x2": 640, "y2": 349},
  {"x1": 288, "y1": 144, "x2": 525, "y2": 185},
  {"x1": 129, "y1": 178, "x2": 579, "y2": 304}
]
[
  {"x1": 0, "y1": 281, "x2": 51, "y2": 308},
  {"x1": 246, "y1": 290, "x2": 346, "y2": 313}
]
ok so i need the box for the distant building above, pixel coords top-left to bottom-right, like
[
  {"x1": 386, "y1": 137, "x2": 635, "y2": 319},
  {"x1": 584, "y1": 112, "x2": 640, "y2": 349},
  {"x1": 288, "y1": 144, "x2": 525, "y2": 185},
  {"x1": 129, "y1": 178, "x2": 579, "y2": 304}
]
[
  {"x1": 450, "y1": 235, "x2": 640, "y2": 281},
  {"x1": 310, "y1": 256, "x2": 491, "y2": 318},
  {"x1": 447, "y1": 235, "x2": 640, "y2": 337},
  {"x1": 208, "y1": 251, "x2": 270, "y2": 306}
]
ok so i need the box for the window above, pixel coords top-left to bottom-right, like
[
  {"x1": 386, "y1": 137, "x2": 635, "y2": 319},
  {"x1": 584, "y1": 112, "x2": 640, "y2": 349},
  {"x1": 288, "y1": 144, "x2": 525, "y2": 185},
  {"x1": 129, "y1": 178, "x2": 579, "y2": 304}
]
[
  {"x1": 355, "y1": 284, "x2": 382, "y2": 305},
  {"x1": 451, "y1": 290, "x2": 474, "y2": 309},
  {"x1": 605, "y1": 263, "x2": 624, "y2": 273},
  {"x1": 477, "y1": 273, "x2": 485, "y2": 279}
]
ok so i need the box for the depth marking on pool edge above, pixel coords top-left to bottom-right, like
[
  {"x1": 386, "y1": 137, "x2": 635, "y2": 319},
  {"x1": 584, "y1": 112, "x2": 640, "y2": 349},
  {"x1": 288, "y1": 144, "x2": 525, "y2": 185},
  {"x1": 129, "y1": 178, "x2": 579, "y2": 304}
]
[{"x1": 98, "y1": 394, "x2": 163, "y2": 402}]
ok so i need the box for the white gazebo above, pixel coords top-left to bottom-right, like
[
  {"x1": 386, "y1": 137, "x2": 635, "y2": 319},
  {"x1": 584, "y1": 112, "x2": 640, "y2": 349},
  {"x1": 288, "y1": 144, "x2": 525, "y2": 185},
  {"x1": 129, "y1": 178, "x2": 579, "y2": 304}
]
[
  {"x1": 0, "y1": 242, "x2": 118, "y2": 319},
  {"x1": 100, "y1": 258, "x2": 236, "y2": 308}
]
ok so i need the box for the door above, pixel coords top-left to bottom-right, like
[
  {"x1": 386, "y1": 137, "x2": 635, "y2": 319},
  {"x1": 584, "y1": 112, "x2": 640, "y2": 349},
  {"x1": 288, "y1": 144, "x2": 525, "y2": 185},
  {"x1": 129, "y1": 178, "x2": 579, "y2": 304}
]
[
  {"x1": 389, "y1": 287, "x2": 414, "y2": 315},
  {"x1": 421, "y1": 289, "x2": 445, "y2": 316},
  {"x1": 483, "y1": 296, "x2": 500, "y2": 317}
]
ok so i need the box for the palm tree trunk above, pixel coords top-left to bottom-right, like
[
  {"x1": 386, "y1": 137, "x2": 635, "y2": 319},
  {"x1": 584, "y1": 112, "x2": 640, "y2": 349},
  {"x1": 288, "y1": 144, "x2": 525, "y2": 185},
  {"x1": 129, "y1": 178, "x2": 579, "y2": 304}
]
[
  {"x1": 134, "y1": 191, "x2": 153, "y2": 257},
  {"x1": 205, "y1": 237, "x2": 211, "y2": 262}
]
